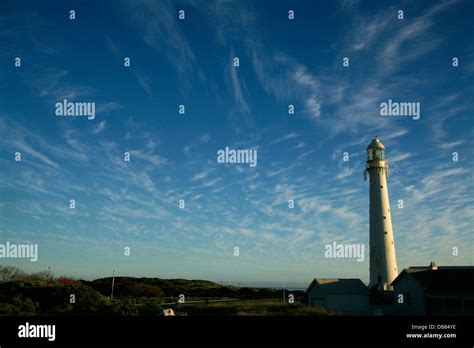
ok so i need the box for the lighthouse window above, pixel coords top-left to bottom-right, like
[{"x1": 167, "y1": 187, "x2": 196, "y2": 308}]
[
  {"x1": 383, "y1": 216, "x2": 386, "y2": 219},
  {"x1": 380, "y1": 185, "x2": 383, "y2": 189},
  {"x1": 384, "y1": 231, "x2": 387, "y2": 235},
  {"x1": 375, "y1": 150, "x2": 385, "y2": 159},
  {"x1": 367, "y1": 149, "x2": 373, "y2": 160}
]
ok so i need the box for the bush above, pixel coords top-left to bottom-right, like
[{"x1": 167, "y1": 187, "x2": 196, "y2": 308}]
[
  {"x1": 121, "y1": 283, "x2": 164, "y2": 297},
  {"x1": 0, "y1": 295, "x2": 39, "y2": 315},
  {"x1": 67, "y1": 283, "x2": 107, "y2": 313},
  {"x1": 56, "y1": 276, "x2": 77, "y2": 286},
  {"x1": 103, "y1": 300, "x2": 140, "y2": 316},
  {"x1": 0, "y1": 280, "x2": 106, "y2": 315},
  {"x1": 0, "y1": 265, "x2": 27, "y2": 283},
  {"x1": 140, "y1": 302, "x2": 164, "y2": 316}
]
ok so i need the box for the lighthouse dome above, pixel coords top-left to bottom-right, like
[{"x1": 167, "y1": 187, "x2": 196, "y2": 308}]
[
  {"x1": 367, "y1": 137, "x2": 385, "y2": 161},
  {"x1": 367, "y1": 137, "x2": 385, "y2": 149}
]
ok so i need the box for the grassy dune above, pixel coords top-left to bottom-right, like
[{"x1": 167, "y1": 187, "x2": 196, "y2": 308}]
[{"x1": 0, "y1": 266, "x2": 323, "y2": 316}]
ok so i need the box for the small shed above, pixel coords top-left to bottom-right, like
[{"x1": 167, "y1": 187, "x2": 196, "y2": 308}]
[{"x1": 306, "y1": 278, "x2": 369, "y2": 315}]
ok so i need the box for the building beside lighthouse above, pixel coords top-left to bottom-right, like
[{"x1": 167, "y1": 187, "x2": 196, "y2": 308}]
[{"x1": 364, "y1": 137, "x2": 398, "y2": 291}]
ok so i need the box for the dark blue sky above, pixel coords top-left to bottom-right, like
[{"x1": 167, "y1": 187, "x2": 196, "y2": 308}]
[{"x1": 0, "y1": 0, "x2": 473, "y2": 287}]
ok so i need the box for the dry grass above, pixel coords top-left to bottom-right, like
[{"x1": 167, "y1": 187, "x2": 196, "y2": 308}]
[{"x1": 178, "y1": 298, "x2": 331, "y2": 316}]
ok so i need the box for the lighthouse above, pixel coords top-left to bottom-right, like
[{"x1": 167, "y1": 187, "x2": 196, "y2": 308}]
[{"x1": 364, "y1": 137, "x2": 398, "y2": 291}]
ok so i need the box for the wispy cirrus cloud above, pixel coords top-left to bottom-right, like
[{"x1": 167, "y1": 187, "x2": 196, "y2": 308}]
[
  {"x1": 269, "y1": 132, "x2": 300, "y2": 145},
  {"x1": 193, "y1": 170, "x2": 211, "y2": 181},
  {"x1": 390, "y1": 152, "x2": 412, "y2": 163},
  {"x1": 103, "y1": 35, "x2": 153, "y2": 97},
  {"x1": 335, "y1": 166, "x2": 355, "y2": 180},
  {"x1": 126, "y1": 0, "x2": 199, "y2": 93},
  {"x1": 29, "y1": 68, "x2": 94, "y2": 101},
  {"x1": 92, "y1": 120, "x2": 106, "y2": 134},
  {"x1": 440, "y1": 140, "x2": 464, "y2": 149},
  {"x1": 381, "y1": 0, "x2": 458, "y2": 70},
  {"x1": 248, "y1": 43, "x2": 323, "y2": 122},
  {"x1": 134, "y1": 71, "x2": 152, "y2": 97},
  {"x1": 0, "y1": 119, "x2": 61, "y2": 170},
  {"x1": 228, "y1": 48, "x2": 250, "y2": 115},
  {"x1": 96, "y1": 102, "x2": 122, "y2": 115}
]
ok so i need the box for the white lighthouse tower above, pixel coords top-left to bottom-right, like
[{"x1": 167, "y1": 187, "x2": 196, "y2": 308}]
[{"x1": 364, "y1": 137, "x2": 398, "y2": 291}]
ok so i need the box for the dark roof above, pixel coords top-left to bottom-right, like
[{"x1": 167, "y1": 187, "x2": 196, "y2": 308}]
[
  {"x1": 391, "y1": 266, "x2": 474, "y2": 294},
  {"x1": 306, "y1": 278, "x2": 368, "y2": 295}
]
